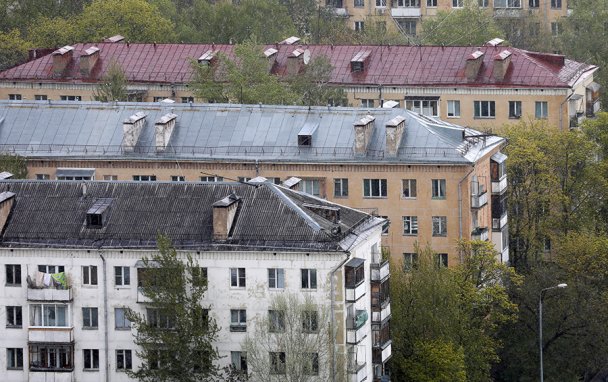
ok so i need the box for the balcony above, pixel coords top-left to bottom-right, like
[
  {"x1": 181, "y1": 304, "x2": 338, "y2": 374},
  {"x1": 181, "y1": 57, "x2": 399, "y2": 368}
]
[
  {"x1": 28, "y1": 327, "x2": 74, "y2": 343},
  {"x1": 370, "y1": 260, "x2": 389, "y2": 282},
  {"x1": 137, "y1": 287, "x2": 151, "y2": 303},
  {"x1": 471, "y1": 227, "x2": 489, "y2": 241},
  {"x1": 391, "y1": 7, "x2": 421, "y2": 17},
  {"x1": 373, "y1": 341, "x2": 392, "y2": 364},
  {"x1": 493, "y1": 8, "x2": 523, "y2": 17},
  {"x1": 347, "y1": 310, "x2": 369, "y2": 344},
  {"x1": 347, "y1": 346, "x2": 367, "y2": 382},
  {"x1": 27, "y1": 288, "x2": 72, "y2": 302},
  {"x1": 492, "y1": 213, "x2": 508, "y2": 231},
  {"x1": 346, "y1": 280, "x2": 366, "y2": 302},
  {"x1": 372, "y1": 302, "x2": 391, "y2": 324},
  {"x1": 471, "y1": 191, "x2": 488, "y2": 208},
  {"x1": 491, "y1": 177, "x2": 507, "y2": 194}
]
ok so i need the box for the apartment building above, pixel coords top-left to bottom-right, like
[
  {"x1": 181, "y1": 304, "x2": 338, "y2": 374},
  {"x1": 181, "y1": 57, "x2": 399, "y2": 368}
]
[
  {"x1": 0, "y1": 40, "x2": 598, "y2": 129},
  {"x1": 0, "y1": 180, "x2": 389, "y2": 382},
  {"x1": 0, "y1": 101, "x2": 508, "y2": 265},
  {"x1": 322, "y1": 0, "x2": 570, "y2": 40}
]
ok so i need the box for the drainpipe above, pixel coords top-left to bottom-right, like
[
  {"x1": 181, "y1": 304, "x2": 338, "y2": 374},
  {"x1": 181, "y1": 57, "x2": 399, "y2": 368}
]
[
  {"x1": 329, "y1": 252, "x2": 351, "y2": 382},
  {"x1": 458, "y1": 166, "x2": 475, "y2": 261},
  {"x1": 559, "y1": 91, "x2": 574, "y2": 130},
  {"x1": 99, "y1": 252, "x2": 109, "y2": 382}
]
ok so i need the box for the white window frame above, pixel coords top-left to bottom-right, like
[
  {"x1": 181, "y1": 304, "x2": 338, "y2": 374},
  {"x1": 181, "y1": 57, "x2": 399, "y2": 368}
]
[
  {"x1": 8, "y1": 94, "x2": 22, "y2": 100},
  {"x1": 103, "y1": 175, "x2": 117, "y2": 181},
  {"x1": 268, "y1": 268, "x2": 285, "y2": 289},
  {"x1": 363, "y1": 178, "x2": 387, "y2": 198},
  {"x1": 509, "y1": 100, "x2": 522, "y2": 119},
  {"x1": 301, "y1": 268, "x2": 317, "y2": 289},
  {"x1": 379, "y1": 215, "x2": 389, "y2": 235},
  {"x1": 360, "y1": 98, "x2": 374, "y2": 107},
  {"x1": 114, "y1": 308, "x2": 131, "y2": 330},
  {"x1": 200, "y1": 176, "x2": 224, "y2": 182},
  {"x1": 403, "y1": 216, "x2": 419, "y2": 235},
  {"x1": 171, "y1": 175, "x2": 185, "y2": 182},
  {"x1": 535, "y1": 101, "x2": 548, "y2": 119},
  {"x1": 230, "y1": 268, "x2": 246, "y2": 288},
  {"x1": 402, "y1": 179, "x2": 417, "y2": 198},
  {"x1": 405, "y1": 99, "x2": 438, "y2": 116},
  {"x1": 431, "y1": 179, "x2": 446, "y2": 199},
  {"x1": 7, "y1": 348, "x2": 23, "y2": 369},
  {"x1": 82, "y1": 265, "x2": 98, "y2": 286},
  {"x1": 60, "y1": 95, "x2": 81, "y2": 101},
  {"x1": 6, "y1": 306, "x2": 22, "y2": 327},
  {"x1": 132, "y1": 175, "x2": 156, "y2": 181},
  {"x1": 230, "y1": 309, "x2": 247, "y2": 332},
  {"x1": 432, "y1": 216, "x2": 448, "y2": 237},
  {"x1": 83, "y1": 349, "x2": 99, "y2": 370},
  {"x1": 82, "y1": 307, "x2": 98, "y2": 329},
  {"x1": 30, "y1": 304, "x2": 69, "y2": 327},
  {"x1": 403, "y1": 253, "x2": 418, "y2": 271},
  {"x1": 437, "y1": 253, "x2": 448, "y2": 267},
  {"x1": 5, "y1": 264, "x2": 21, "y2": 285},
  {"x1": 300, "y1": 179, "x2": 321, "y2": 196},
  {"x1": 114, "y1": 266, "x2": 130, "y2": 286},
  {"x1": 447, "y1": 100, "x2": 460, "y2": 118},
  {"x1": 474, "y1": 100, "x2": 496, "y2": 118},
  {"x1": 334, "y1": 178, "x2": 349, "y2": 198},
  {"x1": 34, "y1": 94, "x2": 47, "y2": 100},
  {"x1": 231, "y1": 351, "x2": 247, "y2": 371},
  {"x1": 116, "y1": 349, "x2": 132, "y2": 370}
]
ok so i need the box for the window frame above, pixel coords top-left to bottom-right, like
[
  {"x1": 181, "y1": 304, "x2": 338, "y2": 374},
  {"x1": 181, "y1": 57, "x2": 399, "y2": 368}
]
[
  {"x1": 132, "y1": 175, "x2": 157, "y2": 182},
  {"x1": 268, "y1": 268, "x2": 285, "y2": 289},
  {"x1": 447, "y1": 100, "x2": 461, "y2": 118},
  {"x1": 360, "y1": 98, "x2": 373, "y2": 107},
  {"x1": 6, "y1": 306, "x2": 22, "y2": 328},
  {"x1": 171, "y1": 175, "x2": 186, "y2": 182},
  {"x1": 405, "y1": 99, "x2": 438, "y2": 116},
  {"x1": 508, "y1": 100, "x2": 522, "y2": 119},
  {"x1": 114, "y1": 308, "x2": 132, "y2": 330},
  {"x1": 401, "y1": 179, "x2": 417, "y2": 199},
  {"x1": 30, "y1": 303, "x2": 69, "y2": 327},
  {"x1": 403, "y1": 216, "x2": 419, "y2": 235},
  {"x1": 5, "y1": 264, "x2": 21, "y2": 286},
  {"x1": 379, "y1": 215, "x2": 389, "y2": 235},
  {"x1": 230, "y1": 268, "x2": 246, "y2": 288},
  {"x1": 231, "y1": 351, "x2": 248, "y2": 372},
  {"x1": 116, "y1": 349, "x2": 132, "y2": 370},
  {"x1": 7, "y1": 348, "x2": 23, "y2": 370},
  {"x1": 334, "y1": 178, "x2": 349, "y2": 198},
  {"x1": 473, "y1": 100, "x2": 496, "y2": 119},
  {"x1": 200, "y1": 176, "x2": 224, "y2": 182},
  {"x1": 403, "y1": 253, "x2": 418, "y2": 271},
  {"x1": 363, "y1": 178, "x2": 388, "y2": 198},
  {"x1": 268, "y1": 310, "x2": 286, "y2": 332},
  {"x1": 535, "y1": 101, "x2": 548, "y2": 119},
  {"x1": 82, "y1": 265, "x2": 98, "y2": 286},
  {"x1": 230, "y1": 309, "x2": 247, "y2": 332},
  {"x1": 83, "y1": 349, "x2": 100, "y2": 370},
  {"x1": 301, "y1": 268, "x2": 318, "y2": 289},
  {"x1": 114, "y1": 266, "x2": 130, "y2": 286},
  {"x1": 82, "y1": 307, "x2": 99, "y2": 329},
  {"x1": 432, "y1": 216, "x2": 448, "y2": 237},
  {"x1": 300, "y1": 178, "x2": 321, "y2": 196},
  {"x1": 431, "y1": 179, "x2": 446, "y2": 199},
  {"x1": 437, "y1": 253, "x2": 448, "y2": 268},
  {"x1": 270, "y1": 352, "x2": 286, "y2": 375}
]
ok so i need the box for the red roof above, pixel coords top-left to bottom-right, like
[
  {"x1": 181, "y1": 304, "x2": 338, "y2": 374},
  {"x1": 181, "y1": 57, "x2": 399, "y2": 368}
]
[{"x1": 0, "y1": 42, "x2": 596, "y2": 89}]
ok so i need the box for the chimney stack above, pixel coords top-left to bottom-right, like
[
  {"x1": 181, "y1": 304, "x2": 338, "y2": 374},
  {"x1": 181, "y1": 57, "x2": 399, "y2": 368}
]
[
  {"x1": 104, "y1": 35, "x2": 125, "y2": 43},
  {"x1": 353, "y1": 115, "x2": 375, "y2": 156},
  {"x1": 465, "y1": 50, "x2": 484, "y2": 82},
  {"x1": 492, "y1": 50, "x2": 512, "y2": 82},
  {"x1": 264, "y1": 47, "x2": 278, "y2": 72},
  {"x1": 155, "y1": 113, "x2": 177, "y2": 152},
  {"x1": 122, "y1": 112, "x2": 146, "y2": 152},
  {"x1": 286, "y1": 48, "x2": 305, "y2": 76},
  {"x1": 385, "y1": 115, "x2": 406, "y2": 157},
  {"x1": 51, "y1": 46, "x2": 74, "y2": 77},
  {"x1": 79, "y1": 46, "x2": 100, "y2": 77},
  {"x1": 212, "y1": 193, "x2": 241, "y2": 240}
]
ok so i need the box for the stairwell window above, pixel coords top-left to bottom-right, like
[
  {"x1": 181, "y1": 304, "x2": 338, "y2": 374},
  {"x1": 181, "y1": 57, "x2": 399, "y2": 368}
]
[
  {"x1": 363, "y1": 179, "x2": 387, "y2": 198},
  {"x1": 474, "y1": 101, "x2": 495, "y2": 118},
  {"x1": 535, "y1": 101, "x2": 548, "y2": 119}
]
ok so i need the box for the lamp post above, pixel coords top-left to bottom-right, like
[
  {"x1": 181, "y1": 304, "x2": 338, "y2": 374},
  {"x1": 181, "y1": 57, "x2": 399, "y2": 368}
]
[{"x1": 539, "y1": 283, "x2": 567, "y2": 382}]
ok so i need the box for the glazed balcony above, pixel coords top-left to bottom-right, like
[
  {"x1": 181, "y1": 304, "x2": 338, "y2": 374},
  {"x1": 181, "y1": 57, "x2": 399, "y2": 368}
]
[
  {"x1": 471, "y1": 227, "x2": 489, "y2": 241},
  {"x1": 372, "y1": 302, "x2": 391, "y2": 324},
  {"x1": 346, "y1": 310, "x2": 369, "y2": 344},
  {"x1": 372, "y1": 341, "x2": 393, "y2": 364},
  {"x1": 471, "y1": 191, "x2": 488, "y2": 208},
  {"x1": 391, "y1": 7, "x2": 421, "y2": 17},
  {"x1": 491, "y1": 176, "x2": 507, "y2": 194},
  {"x1": 370, "y1": 260, "x2": 389, "y2": 282},
  {"x1": 492, "y1": 213, "x2": 508, "y2": 231}
]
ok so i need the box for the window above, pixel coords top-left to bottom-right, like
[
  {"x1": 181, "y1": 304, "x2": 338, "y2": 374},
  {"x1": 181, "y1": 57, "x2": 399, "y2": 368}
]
[
  {"x1": 431, "y1": 179, "x2": 446, "y2": 199},
  {"x1": 147, "y1": 308, "x2": 175, "y2": 329},
  {"x1": 30, "y1": 304, "x2": 68, "y2": 327},
  {"x1": 200, "y1": 175, "x2": 223, "y2": 182},
  {"x1": 83, "y1": 349, "x2": 99, "y2": 370},
  {"x1": 29, "y1": 344, "x2": 73, "y2": 371},
  {"x1": 268, "y1": 310, "x2": 285, "y2": 332},
  {"x1": 551, "y1": 0, "x2": 561, "y2": 8},
  {"x1": 6, "y1": 306, "x2": 22, "y2": 327},
  {"x1": 57, "y1": 175, "x2": 92, "y2": 181},
  {"x1": 427, "y1": 0, "x2": 437, "y2": 5},
  {"x1": 38, "y1": 265, "x2": 64, "y2": 274},
  {"x1": 230, "y1": 309, "x2": 247, "y2": 332},
  {"x1": 7, "y1": 348, "x2": 23, "y2": 369},
  {"x1": 402, "y1": 179, "x2": 416, "y2": 198},
  {"x1": 474, "y1": 100, "x2": 496, "y2": 118},
  {"x1": 60, "y1": 95, "x2": 81, "y2": 101},
  {"x1": 509, "y1": 101, "x2": 522, "y2": 119},
  {"x1": 82, "y1": 266, "x2": 98, "y2": 286},
  {"x1": 268, "y1": 268, "x2": 285, "y2": 289},
  {"x1": 230, "y1": 268, "x2": 246, "y2": 288},
  {"x1": 436, "y1": 253, "x2": 448, "y2": 267},
  {"x1": 478, "y1": 0, "x2": 488, "y2": 6},
  {"x1": 529, "y1": 0, "x2": 539, "y2": 6},
  {"x1": 35, "y1": 95, "x2": 48, "y2": 100},
  {"x1": 301, "y1": 269, "x2": 317, "y2": 289},
  {"x1": 133, "y1": 175, "x2": 156, "y2": 181},
  {"x1": 181, "y1": 96, "x2": 194, "y2": 103},
  {"x1": 376, "y1": 0, "x2": 386, "y2": 6},
  {"x1": 396, "y1": 0, "x2": 420, "y2": 6},
  {"x1": 551, "y1": 22, "x2": 559, "y2": 36},
  {"x1": 494, "y1": 0, "x2": 520, "y2": 6},
  {"x1": 403, "y1": 216, "x2": 418, "y2": 235},
  {"x1": 36, "y1": 174, "x2": 50, "y2": 180},
  {"x1": 116, "y1": 349, "x2": 132, "y2": 370},
  {"x1": 447, "y1": 100, "x2": 460, "y2": 117},
  {"x1": 403, "y1": 253, "x2": 418, "y2": 271},
  {"x1": 8, "y1": 94, "x2": 22, "y2": 100},
  {"x1": 171, "y1": 175, "x2": 185, "y2": 182},
  {"x1": 405, "y1": 99, "x2": 438, "y2": 116},
  {"x1": 396, "y1": 19, "x2": 417, "y2": 36},
  {"x1": 379, "y1": 215, "x2": 389, "y2": 235},
  {"x1": 153, "y1": 96, "x2": 166, "y2": 102},
  {"x1": 114, "y1": 266, "x2": 130, "y2": 286},
  {"x1": 355, "y1": 0, "x2": 364, "y2": 6},
  {"x1": 535, "y1": 101, "x2": 548, "y2": 119},
  {"x1": 452, "y1": 0, "x2": 463, "y2": 7},
  {"x1": 300, "y1": 179, "x2": 321, "y2": 196},
  {"x1": 231, "y1": 351, "x2": 247, "y2": 372},
  {"x1": 103, "y1": 175, "x2": 117, "y2": 181},
  {"x1": 82, "y1": 307, "x2": 98, "y2": 329},
  {"x1": 238, "y1": 177, "x2": 252, "y2": 182},
  {"x1": 115, "y1": 308, "x2": 131, "y2": 330},
  {"x1": 270, "y1": 352, "x2": 286, "y2": 374},
  {"x1": 5, "y1": 264, "x2": 21, "y2": 286},
  {"x1": 192, "y1": 267, "x2": 208, "y2": 286},
  {"x1": 345, "y1": 262, "x2": 365, "y2": 288},
  {"x1": 305, "y1": 353, "x2": 319, "y2": 375},
  {"x1": 432, "y1": 216, "x2": 447, "y2": 237},
  {"x1": 334, "y1": 178, "x2": 349, "y2": 198},
  {"x1": 363, "y1": 179, "x2": 387, "y2": 198},
  {"x1": 360, "y1": 98, "x2": 373, "y2": 107},
  {"x1": 530, "y1": 22, "x2": 540, "y2": 36}
]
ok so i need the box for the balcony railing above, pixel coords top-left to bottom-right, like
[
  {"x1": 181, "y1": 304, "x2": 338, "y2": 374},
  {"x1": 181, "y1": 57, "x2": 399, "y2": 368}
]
[
  {"x1": 391, "y1": 7, "x2": 421, "y2": 17},
  {"x1": 373, "y1": 341, "x2": 393, "y2": 364},
  {"x1": 347, "y1": 310, "x2": 369, "y2": 344},
  {"x1": 491, "y1": 177, "x2": 508, "y2": 194},
  {"x1": 471, "y1": 191, "x2": 488, "y2": 208},
  {"x1": 371, "y1": 291, "x2": 390, "y2": 310},
  {"x1": 27, "y1": 288, "x2": 72, "y2": 302},
  {"x1": 492, "y1": 213, "x2": 508, "y2": 230},
  {"x1": 370, "y1": 261, "x2": 389, "y2": 282},
  {"x1": 346, "y1": 281, "x2": 366, "y2": 302},
  {"x1": 471, "y1": 227, "x2": 489, "y2": 241},
  {"x1": 347, "y1": 346, "x2": 367, "y2": 381},
  {"x1": 28, "y1": 327, "x2": 74, "y2": 343},
  {"x1": 372, "y1": 303, "x2": 391, "y2": 324}
]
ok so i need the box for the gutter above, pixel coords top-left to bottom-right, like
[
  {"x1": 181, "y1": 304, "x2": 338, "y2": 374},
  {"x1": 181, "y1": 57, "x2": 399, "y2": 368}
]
[
  {"x1": 99, "y1": 252, "x2": 109, "y2": 382},
  {"x1": 329, "y1": 251, "x2": 351, "y2": 382},
  {"x1": 458, "y1": 165, "x2": 475, "y2": 261},
  {"x1": 559, "y1": 91, "x2": 574, "y2": 130}
]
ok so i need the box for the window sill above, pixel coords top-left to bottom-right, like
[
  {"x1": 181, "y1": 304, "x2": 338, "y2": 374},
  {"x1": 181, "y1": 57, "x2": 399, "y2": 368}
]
[
  {"x1": 114, "y1": 327, "x2": 131, "y2": 331},
  {"x1": 447, "y1": 116, "x2": 460, "y2": 119},
  {"x1": 401, "y1": 196, "x2": 416, "y2": 200},
  {"x1": 432, "y1": 235, "x2": 448, "y2": 238},
  {"x1": 6, "y1": 325, "x2": 22, "y2": 329},
  {"x1": 114, "y1": 286, "x2": 131, "y2": 289},
  {"x1": 431, "y1": 197, "x2": 446, "y2": 200},
  {"x1": 230, "y1": 286, "x2": 246, "y2": 290},
  {"x1": 363, "y1": 196, "x2": 387, "y2": 199},
  {"x1": 5, "y1": 284, "x2": 22, "y2": 287},
  {"x1": 82, "y1": 327, "x2": 99, "y2": 330},
  {"x1": 7, "y1": 367, "x2": 23, "y2": 370},
  {"x1": 473, "y1": 116, "x2": 496, "y2": 119},
  {"x1": 403, "y1": 233, "x2": 418, "y2": 236},
  {"x1": 301, "y1": 288, "x2": 317, "y2": 291},
  {"x1": 83, "y1": 368, "x2": 100, "y2": 372},
  {"x1": 333, "y1": 195, "x2": 349, "y2": 199}
]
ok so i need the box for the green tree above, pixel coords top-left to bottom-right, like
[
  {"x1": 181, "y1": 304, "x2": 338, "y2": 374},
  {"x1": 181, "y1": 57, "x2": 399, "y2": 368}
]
[
  {"x1": 403, "y1": 339, "x2": 467, "y2": 382},
  {"x1": 125, "y1": 235, "x2": 221, "y2": 382},
  {"x1": 0, "y1": 154, "x2": 28, "y2": 179},
  {"x1": 77, "y1": 0, "x2": 176, "y2": 43},
  {"x1": 242, "y1": 292, "x2": 334, "y2": 382},
  {"x1": 27, "y1": 16, "x2": 79, "y2": 49},
  {"x1": 189, "y1": 59, "x2": 228, "y2": 103},
  {"x1": 0, "y1": 30, "x2": 33, "y2": 70},
  {"x1": 288, "y1": 55, "x2": 346, "y2": 106},
  {"x1": 420, "y1": 0, "x2": 504, "y2": 46},
  {"x1": 94, "y1": 61, "x2": 128, "y2": 102}
]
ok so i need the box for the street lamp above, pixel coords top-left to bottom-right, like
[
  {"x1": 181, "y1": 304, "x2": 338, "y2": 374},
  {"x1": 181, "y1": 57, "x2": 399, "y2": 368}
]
[{"x1": 539, "y1": 283, "x2": 567, "y2": 382}]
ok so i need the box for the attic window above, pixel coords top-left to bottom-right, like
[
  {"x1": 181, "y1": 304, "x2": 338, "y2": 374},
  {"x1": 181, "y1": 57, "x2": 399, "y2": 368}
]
[
  {"x1": 198, "y1": 50, "x2": 217, "y2": 65},
  {"x1": 86, "y1": 198, "x2": 113, "y2": 229},
  {"x1": 303, "y1": 203, "x2": 341, "y2": 224},
  {"x1": 298, "y1": 122, "x2": 318, "y2": 147},
  {"x1": 350, "y1": 50, "x2": 371, "y2": 72}
]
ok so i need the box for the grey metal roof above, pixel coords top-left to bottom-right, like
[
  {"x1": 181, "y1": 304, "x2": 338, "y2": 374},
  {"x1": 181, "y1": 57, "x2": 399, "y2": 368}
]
[
  {"x1": 0, "y1": 101, "x2": 505, "y2": 165},
  {"x1": 0, "y1": 180, "x2": 379, "y2": 252}
]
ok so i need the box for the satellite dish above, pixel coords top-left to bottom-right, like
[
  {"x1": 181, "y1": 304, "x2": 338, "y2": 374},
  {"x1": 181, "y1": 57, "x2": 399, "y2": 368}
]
[{"x1": 303, "y1": 49, "x2": 311, "y2": 65}]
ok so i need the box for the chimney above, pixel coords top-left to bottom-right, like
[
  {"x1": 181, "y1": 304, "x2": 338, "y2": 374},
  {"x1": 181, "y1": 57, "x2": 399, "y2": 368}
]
[
  {"x1": 350, "y1": 50, "x2": 372, "y2": 72},
  {"x1": 353, "y1": 115, "x2": 375, "y2": 156},
  {"x1": 492, "y1": 50, "x2": 512, "y2": 82},
  {"x1": 0, "y1": 191, "x2": 15, "y2": 233},
  {"x1": 286, "y1": 48, "x2": 305, "y2": 75},
  {"x1": 198, "y1": 49, "x2": 217, "y2": 66},
  {"x1": 385, "y1": 115, "x2": 406, "y2": 157},
  {"x1": 51, "y1": 45, "x2": 74, "y2": 77},
  {"x1": 485, "y1": 37, "x2": 505, "y2": 47},
  {"x1": 212, "y1": 193, "x2": 241, "y2": 240},
  {"x1": 79, "y1": 46, "x2": 100, "y2": 76},
  {"x1": 155, "y1": 113, "x2": 177, "y2": 152},
  {"x1": 279, "y1": 36, "x2": 300, "y2": 45},
  {"x1": 264, "y1": 47, "x2": 278, "y2": 71},
  {"x1": 122, "y1": 112, "x2": 146, "y2": 152},
  {"x1": 104, "y1": 35, "x2": 125, "y2": 43},
  {"x1": 282, "y1": 177, "x2": 301, "y2": 189},
  {"x1": 465, "y1": 50, "x2": 484, "y2": 81}
]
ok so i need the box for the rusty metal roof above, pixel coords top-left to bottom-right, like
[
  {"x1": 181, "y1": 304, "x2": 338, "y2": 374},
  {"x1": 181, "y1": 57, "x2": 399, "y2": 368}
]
[{"x1": 0, "y1": 43, "x2": 596, "y2": 89}]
